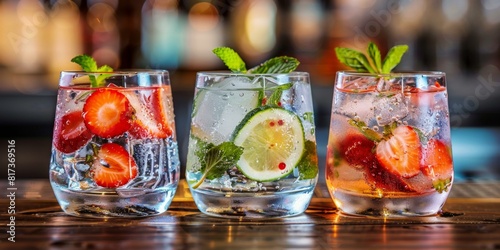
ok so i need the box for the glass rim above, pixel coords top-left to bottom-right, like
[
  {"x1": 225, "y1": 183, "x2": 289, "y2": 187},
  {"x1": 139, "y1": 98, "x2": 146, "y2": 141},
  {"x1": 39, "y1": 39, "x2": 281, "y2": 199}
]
[
  {"x1": 60, "y1": 69, "x2": 169, "y2": 75},
  {"x1": 337, "y1": 70, "x2": 445, "y2": 78},
  {"x1": 196, "y1": 71, "x2": 309, "y2": 77}
]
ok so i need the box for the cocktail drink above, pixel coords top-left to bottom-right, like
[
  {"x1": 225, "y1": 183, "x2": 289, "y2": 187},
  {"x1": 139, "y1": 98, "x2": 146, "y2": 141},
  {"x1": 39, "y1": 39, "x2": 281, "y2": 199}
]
[
  {"x1": 326, "y1": 71, "x2": 453, "y2": 216},
  {"x1": 49, "y1": 69, "x2": 180, "y2": 217},
  {"x1": 185, "y1": 72, "x2": 319, "y2": 218}
]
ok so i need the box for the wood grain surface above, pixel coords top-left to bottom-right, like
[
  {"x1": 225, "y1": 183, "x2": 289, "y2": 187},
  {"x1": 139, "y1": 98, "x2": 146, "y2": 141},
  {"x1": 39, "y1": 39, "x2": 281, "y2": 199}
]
[{"x1": 1, "y1": 180, "x2": 499, "y2": 249}]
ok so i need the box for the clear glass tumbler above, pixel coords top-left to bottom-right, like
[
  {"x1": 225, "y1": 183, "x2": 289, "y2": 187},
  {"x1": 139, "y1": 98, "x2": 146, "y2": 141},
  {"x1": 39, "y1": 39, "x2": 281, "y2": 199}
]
[
  {"x1": 326, "y1": 71, "x2": 454, "y2": 217},
  {"x1": 186, "y1": 72, "x2": 319, "y2": 219},
  {"x1": 49, "y1": 70, "x2": 180, "y2": 218}
]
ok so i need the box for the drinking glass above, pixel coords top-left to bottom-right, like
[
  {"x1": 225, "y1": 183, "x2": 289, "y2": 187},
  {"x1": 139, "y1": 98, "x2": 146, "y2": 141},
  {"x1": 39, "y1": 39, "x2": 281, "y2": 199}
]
[
  {"x1": 326, "y1": 71, "x2": 454, "y2": 217},
  {"x1": 49, "y1": 70, "x2": 180, "y2": 218},
  {"x1": 186, "y1": 72, "x2": 319, "y2": 218}
]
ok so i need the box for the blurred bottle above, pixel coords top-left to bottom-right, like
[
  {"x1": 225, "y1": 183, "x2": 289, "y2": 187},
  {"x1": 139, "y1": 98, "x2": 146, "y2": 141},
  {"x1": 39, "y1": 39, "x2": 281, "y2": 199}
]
[
  {"x1": 116, "y1": 1, "x2": 142, "y2": 69},
  {"x1": 386, "y1": 0, "x2": 429, "y2": 70},
  {"x1": 86, "y1": 0, "x2": 120, "y2": 69},
  {"x1": 479, "y1": 0, "x2": 500, "y2": 67},
  {"x1": 47, "y1": 0, "x2": 84, "y2": 77},
  {"x1": 228, "y1": 0, "x2": 278, "y2": 65},
  {"x1": 181, "y1": 1, "x2": 223, "y2": 70},
  {"x1": 0, "y1": 0, "x2": 49, "y2": 74},
  {"x1": 141, "y1": 0, "x2": 185, "y2": 70}
]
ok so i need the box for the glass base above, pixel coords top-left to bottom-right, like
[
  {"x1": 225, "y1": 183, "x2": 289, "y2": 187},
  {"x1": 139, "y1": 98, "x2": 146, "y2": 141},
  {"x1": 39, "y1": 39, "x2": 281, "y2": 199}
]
[
  {"x1": 51, "y1": 184, "x2": 177, "y2": 218},
  {"x1": 190, "y1": 186, "x2": 315, "y2": 219},
  {"x1": 331, "y1": 188, "x2": 451, "y2": 217}
]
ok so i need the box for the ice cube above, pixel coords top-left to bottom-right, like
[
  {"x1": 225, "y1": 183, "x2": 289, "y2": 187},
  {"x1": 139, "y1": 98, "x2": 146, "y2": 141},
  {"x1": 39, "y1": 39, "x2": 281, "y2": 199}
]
[
  {"x1": 192, "y1": 77, "x2": 261, "y2": 144},
  {"x1": 373, "y1": 93, "x2": 409, "y2": 126},
  {"x1": 336, "y1": 92, "x2": 375, "y2": 121},
  {"x1": 292, "y1": 81, "x2": 316, "y2": 140}
]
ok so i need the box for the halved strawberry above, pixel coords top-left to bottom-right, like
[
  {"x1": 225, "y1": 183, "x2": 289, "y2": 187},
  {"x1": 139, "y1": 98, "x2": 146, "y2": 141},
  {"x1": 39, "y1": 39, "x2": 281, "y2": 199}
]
[
  {"x1": 151, "y1": 87, "x2": 173, "y2": 137},
  {"x1": 124, "y1": 89, "x2": 168, "y2": 139},
  {"x1": 53, "y1": 111, "x2": 93, "y2": 154},
  {"x1": 83, "y1": 89, "x2": 134, "y2": 138},
  {"x1": 364, "y1": 160, "x2": 413, "y2": 192},
  {"x1": 375, "y1": 125, "x2": 421, "y2": 178},
  {"x1": 92, "y1": 143, "x2": 138, "y2": 188},
  {"x1": 339, "y1": 133, "x2": 376, "y2": 168},
  {"x1": 421, "y1": 139, "x2": 453, "y2": 192}
]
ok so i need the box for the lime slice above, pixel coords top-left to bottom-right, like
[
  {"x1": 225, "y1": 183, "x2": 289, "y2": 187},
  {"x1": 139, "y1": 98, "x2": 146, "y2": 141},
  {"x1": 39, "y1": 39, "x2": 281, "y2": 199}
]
[{"x1": 232, "y1": 107, "x2": 305, "y2": 181}]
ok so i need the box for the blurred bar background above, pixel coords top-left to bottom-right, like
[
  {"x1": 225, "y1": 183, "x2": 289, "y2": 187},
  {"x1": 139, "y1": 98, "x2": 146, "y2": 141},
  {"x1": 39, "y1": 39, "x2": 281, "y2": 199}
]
[{"x1": 1, "y1": 0, "x2": 500, "y2": 181}]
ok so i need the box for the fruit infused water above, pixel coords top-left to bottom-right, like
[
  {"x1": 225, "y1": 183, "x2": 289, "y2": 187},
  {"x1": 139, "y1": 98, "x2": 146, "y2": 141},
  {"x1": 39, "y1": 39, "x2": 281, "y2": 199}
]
[
  {"x1": 186, "y1": 72, "x2": 318, "y2": 218},
  {"x1": 49, "y1": 69, "x2": 180, "y2": 218},
  {"x1": 326, "y1": 71, "x2": 453, "y2": 217}
]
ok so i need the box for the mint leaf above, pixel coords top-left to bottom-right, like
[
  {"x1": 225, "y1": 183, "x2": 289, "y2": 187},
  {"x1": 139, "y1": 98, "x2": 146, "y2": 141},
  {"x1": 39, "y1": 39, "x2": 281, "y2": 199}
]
[
  {"x1": 433, "y1": 178, "x2": 452, "y2": 193},
  {"x1": 212, "y1": 47, "x2": 300, "y2": 74},
  {"x1": 335, "y1": 47, "x2": 375, "y2": 73},
  {"x1": 191, "y1": 140, "x2": 243, "y2": 189},
  {"x1": 71, "y1": 55, "x2": 113, "y2": 87},
  {"x1": 267, "y1": 83, "x2": 292, "y2": 107},
  {"x1": 348, "y1": 120, "x2": 383, "y2": 142},
  {"x1": 382, "y1": 45, "x2": 408, "y2": 73},
  {"x1": 71, "y1": 54, "x2": 97, "y2": 72},
  {"x1": 248, "y1": 56, "x2": 299, "y2": 74},
  {"x1": 368, "y1": 42, "x2": 382, "y2": 73},
  {"x1": 297, "y1": 140, "x2": 319, "y2": 180},
  {"x1": 213, "y1": 47, "x2": 247, "y2": 73},
  {"x1": 95, "y1": 65, "x2": 113, "y2": 87},
  {"x1": 335, "y1": 43, "x2": 408, "y2": 74}
]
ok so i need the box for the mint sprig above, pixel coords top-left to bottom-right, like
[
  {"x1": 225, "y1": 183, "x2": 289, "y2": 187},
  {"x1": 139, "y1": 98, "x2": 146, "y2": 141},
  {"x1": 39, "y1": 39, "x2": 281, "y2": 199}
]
[
  {"x1": 335, "y1": 42, "x2": 408, "y2": 74},
  {"x1": 297, "y1": 140, "x2": 319, "y2": 180},
  {"x1": 71, "y1": 55, "x2": 113, "y2": 87},
  {"x1": 248, "y1": 56, "x2": 299, "y2": 74},
  {"x1": 212, "y1": 47, "x2": 299, "y2": 74},
  {"x1": 191, "y1": 140, "x2": 243, "y2": 189},
  {"x1": 212, "y1": 47, "x2": 247, "y2": 73}
]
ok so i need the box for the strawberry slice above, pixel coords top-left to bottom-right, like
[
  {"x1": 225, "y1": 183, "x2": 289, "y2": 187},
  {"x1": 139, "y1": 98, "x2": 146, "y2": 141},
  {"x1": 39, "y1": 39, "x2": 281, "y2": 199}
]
[
  {"x1": 151, "y1": 87, "x2": 173, "y2": 137},
  {"x1": 92, "y1": 143, "x2": 138, "y2": 188},
  {"x1": 364, "y1": 161, "x2": 413, "y2": 192},
  {"x1": 339, "y1": 133, "x2": 376, "y2": 168},
  {"x1": 375, "y1": 125, "x2": 421, "y2": 178},
  {"x1": 124, "y1": 89, "x2": 168, "y2": 139},
  {"x1": 83, "y1": 89, "x2": 134, "y2": 138},
  {"x1": 421, "y1": 139, "x2": 453, "y2": 192},
  {"x1": 53, "y1": 111, "x2": 93, "y2": 154}
]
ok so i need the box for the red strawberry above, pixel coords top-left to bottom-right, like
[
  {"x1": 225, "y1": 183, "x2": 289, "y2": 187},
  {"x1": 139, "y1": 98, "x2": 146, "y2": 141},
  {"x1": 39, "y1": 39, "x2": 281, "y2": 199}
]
[
  {"x1": 53, "y1": 111, "x2": 93, "y2": 154},
  {"x1": 364, "y1": 161, "x2": 413, "y2": 192},
  {"x1": 339, "y1": 133, "x2": 376, "y2": 168},
  {"x1": 124, "y1": 88, "x2": 169, "y2": 139},
  {"x1": 92, "y1": 143, "x2": 138, "y2": 188},
  {"x1": 375, "y1": 125, "x2": 421, "y2": 178},
  {"x1": 421, "y1": 139, "x2": 453, "y2": 180},
  {"x1": 83, "y1": 89, "x2": 134, "y2": 138},
  {"x1": 151, "y1": 87, "x2": 173, "y2": 137}
]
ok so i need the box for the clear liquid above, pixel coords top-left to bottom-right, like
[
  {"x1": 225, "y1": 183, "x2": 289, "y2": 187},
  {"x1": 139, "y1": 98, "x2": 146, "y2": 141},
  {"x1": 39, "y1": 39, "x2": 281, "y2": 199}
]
[
  {"x1": 49, "y1": 86, "x2": 180, "y2": 217},
  {"x1": 326, "y1": 87, "x2": 454, "y2": 217},
  {"x1": 186, "y1": 81, "x2": 318, "y2": 218}
]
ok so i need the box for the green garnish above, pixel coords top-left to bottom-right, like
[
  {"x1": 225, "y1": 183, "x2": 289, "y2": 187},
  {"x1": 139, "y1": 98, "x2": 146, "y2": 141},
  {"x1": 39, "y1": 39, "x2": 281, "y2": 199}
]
[
  {"x1": 297, "y1": 140, "x2": 319, "y2": 180},
  {"x1": 335, "y1": 42, "x2": 408, "y2": 74},
  {"x1": 212, "y1": 47, "x2": 300, "y2": 105},
  {"x1": 212, "y1": 47, "x2": 247, "y2": 73},
  {"x1": 267, "y1": 83, "x2": 292, "y2": 107},
  {"x1": 248, "y1": 56, "x2": 299, "y2": 74},
  {"x1": 433, "y1": 178, "x2": 452, "y2": 193},
  {"x1": 212, "y1": 47, "x2": 299, "y2": 74},
  {"x1": 191, "y1": 140, "x2": 243, "y2": 189},
  {"x1": 71, "y1": 54, "x2": 113, "y2": 87}
]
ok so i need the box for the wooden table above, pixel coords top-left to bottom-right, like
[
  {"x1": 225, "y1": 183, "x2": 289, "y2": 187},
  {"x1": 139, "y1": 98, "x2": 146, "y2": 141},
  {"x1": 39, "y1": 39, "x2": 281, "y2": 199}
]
[{"x1": 1, "y1": 180, "x2": 500, "y2": 249}]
